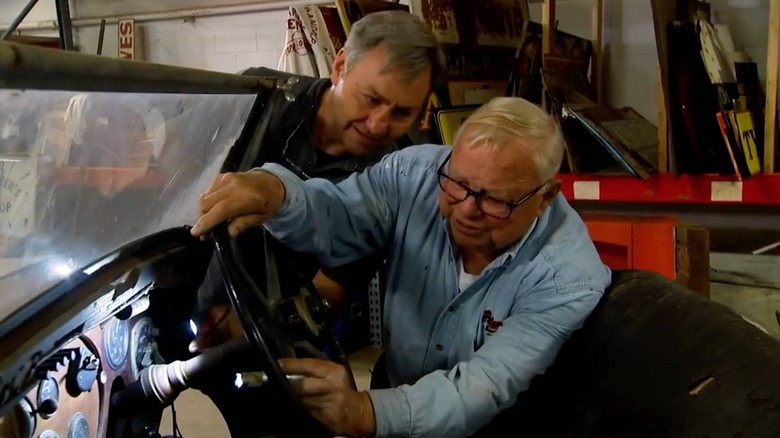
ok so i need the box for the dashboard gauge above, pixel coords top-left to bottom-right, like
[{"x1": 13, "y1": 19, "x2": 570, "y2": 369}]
[
  {"x1": 103, "y1": 317, "x2": 129, "y2": 370},
  {"x1": 131, "y1": 317, "x2": 158, "y2": 376},
  {"x1": 39, "y1": 431, "x2": 60, "y2": 438},
  {"x1": 9, "y1": 397, "x2": 35, "y2": 438},
  {"x1": 67, "y1": 413, "x2": 89, "y2": 438},
  {"x1": 36, "y1": 376, "x2": 60, "y2": 418}
]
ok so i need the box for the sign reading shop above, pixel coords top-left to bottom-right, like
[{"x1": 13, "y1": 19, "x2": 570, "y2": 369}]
[{"x1": 0, "y1": 156, "x2": 36, "y2": 235}]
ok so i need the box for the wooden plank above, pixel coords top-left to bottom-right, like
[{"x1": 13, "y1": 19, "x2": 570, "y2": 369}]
[
  {"x1": 540, "y1": 0, "x2": 555, "y2": 111},
  {"x1": 764, "y1": 0, "x2": 779, "y2": 173},
  {"x1": 591, "y1": 0, "x2": 604, "y2": 104},
  {"x1": 657, "y1": 69, "x2": 668, "y2": 172},
  {"x1": 676, "y1": 224, "x2": 710, "y2": 297},
  {"x1": 541, "y1": 0, "x2": 555, "y2": 57},
  {"x1": 650, "y1": 0, "x2": 678, "y2": 174}
]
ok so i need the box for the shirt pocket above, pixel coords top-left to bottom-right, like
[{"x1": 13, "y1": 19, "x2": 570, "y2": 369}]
[
  {"x1": 473, "y1": 309, "x2": 497, "y2": 351},
  {"x1": 473, "y1": 314, "x2": 485, "y2": 352}
]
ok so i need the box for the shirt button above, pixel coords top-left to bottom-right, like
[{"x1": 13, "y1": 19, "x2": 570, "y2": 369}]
[{"x1": 435, "y1": 344, "x2": 444, "y2": 351}]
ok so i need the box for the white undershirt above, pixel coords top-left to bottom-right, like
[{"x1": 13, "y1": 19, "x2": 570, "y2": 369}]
[{"x1": 457, "y1": 257, "x2": 480, "y2": 292}]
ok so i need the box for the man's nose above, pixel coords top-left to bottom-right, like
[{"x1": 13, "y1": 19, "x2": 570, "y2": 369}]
[
  {"x1": 457, "y1": 194, "x2": 483, "y2": 218},
  {"x1": 366, "y1": 107, "x2": 390, "y2": 136}
]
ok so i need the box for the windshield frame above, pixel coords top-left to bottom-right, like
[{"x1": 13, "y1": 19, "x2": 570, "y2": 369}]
[
  {"x1": 0, "y1": 39, "x2": 284, "y2": 320},
  {"x1": 0, "y1": 41, "x2": 277, "y2": 95},
  {"x1": 0, "y1": 40, "x2": 282, "y2": 320},
  {"x1": 0, "y1": 41, "x2": 284, "y2": 394}
]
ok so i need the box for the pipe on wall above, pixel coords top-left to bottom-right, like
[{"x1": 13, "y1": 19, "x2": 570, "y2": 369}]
[
  {"x1": 0, "y1": 0, "x2": 334, "y2": 32},
  {"x1": 1, "y1": 0, "x2": 42, "y2": 39},
  {"x1": 0, "y1": 20, "x2": 57, "y2": 33}
]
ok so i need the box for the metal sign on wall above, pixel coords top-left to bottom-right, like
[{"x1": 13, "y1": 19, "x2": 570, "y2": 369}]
[{"x1": 118, "y1": 18, "x2": 135, "y2": 60}]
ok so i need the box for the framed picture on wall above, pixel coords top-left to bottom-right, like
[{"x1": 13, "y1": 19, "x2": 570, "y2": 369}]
[
  {"x1": 335, "y1": 0, "x2": 409, "y2": 35},
  {"x1": 435, "y1": 105, "x2": 480, "y2": 145}
]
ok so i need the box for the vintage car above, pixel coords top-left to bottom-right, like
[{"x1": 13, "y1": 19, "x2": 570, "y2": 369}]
[{"x1": 2, "y1": 40, "x2": 780, "y2": 438}]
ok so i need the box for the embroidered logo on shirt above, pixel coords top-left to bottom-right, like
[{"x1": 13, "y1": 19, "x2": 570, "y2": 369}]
[{"x1": 482, "y1": 310, "x2": 503, "y2": 335}]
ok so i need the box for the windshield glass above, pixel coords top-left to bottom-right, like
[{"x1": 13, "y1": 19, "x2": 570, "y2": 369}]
[{"x1": 0, "y1": 89, "x2": 256, "y2": 324}]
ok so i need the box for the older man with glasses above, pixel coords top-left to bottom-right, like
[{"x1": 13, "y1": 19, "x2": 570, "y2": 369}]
[
  {"x1": 191, "y1": 96, "x2": 611, "y2": 437},
  {"x1": 192, "y1": 10, "x2": 446, "y2": 351}
]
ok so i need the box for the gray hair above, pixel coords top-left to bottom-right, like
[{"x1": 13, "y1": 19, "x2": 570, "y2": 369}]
[
  {"x1": 344, "y1": 10, "x2": 447, "y2": 91},
  {"x1": 454, "y1": 97, "x2": 565, "y2": 182}
]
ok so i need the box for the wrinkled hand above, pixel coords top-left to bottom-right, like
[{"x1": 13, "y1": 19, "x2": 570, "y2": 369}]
[
  {"x1": 190, "y1": 170, "x2": 285, "y2": 238},
  {"x1": 280, "y1": 358, "x2": 376, "y2": 438}
]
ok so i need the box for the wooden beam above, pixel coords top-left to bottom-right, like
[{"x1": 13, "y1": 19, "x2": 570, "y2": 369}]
[
  {"x1": 542, "y1": 0, "x2": 555, "y2": 57},
  {"x1": 650, "y1": 0, "x2": 678, "y2": 174},
  {"x1": 591, "y1": 0, "x2": 604, "y2": 104},
  {"x1": 765, "y1": 0, "x2": 779, "y2": 173},
  {"x1": 657, "y1": 70, "x2": 668, "y2": 173},
  {"x1": 540, "y1": 0, "x2": 556, "y2": 111},
  {"x1": 676, "y1": 224, "x2": 710, "y2": 298}
]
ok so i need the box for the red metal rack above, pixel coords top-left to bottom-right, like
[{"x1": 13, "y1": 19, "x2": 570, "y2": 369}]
[{"x1": 558, "y1": 173, "x2": 780, "y2": 205}]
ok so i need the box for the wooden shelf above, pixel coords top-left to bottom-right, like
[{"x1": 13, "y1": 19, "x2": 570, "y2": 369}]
[
  {"x1": 541, "y1": 0, "x2": 779, "y2": 205},
  {"x1": 764, "y1": 0, "x2": 779, "y2": 173},
  {"x1": 558, "y1": 173, "x2": 780, "y2": 205}
]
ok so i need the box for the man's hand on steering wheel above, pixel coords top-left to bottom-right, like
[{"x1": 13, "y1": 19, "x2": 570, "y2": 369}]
[
  {"x1": 280, "y1": 358, "x2": 376, "y2": 437},
  {"x1": 191, "y1": 169, "x2": 285, "y2": 238},
  {"x1": 194, "y1": 168, "x2": 364, "y2": 437},
  {"x1": 190, "y1": 306, "x2": 376, "y2": 437}
]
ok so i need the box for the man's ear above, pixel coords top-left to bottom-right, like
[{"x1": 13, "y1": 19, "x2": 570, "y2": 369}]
[
  {"x1": 537, "y1": 179, "x2": 561, "y2": 215},
  {"x1": 331, "y1": 49, "x2": 347, "y2": 84}
]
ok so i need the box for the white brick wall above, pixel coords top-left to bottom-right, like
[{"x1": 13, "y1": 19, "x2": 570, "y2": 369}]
[
  {"x1": 75, "y1": 9, "x2": 288, "y2": 73},
  {"x1": 2, "y1": 0, "x2": 773, "y2": 123},
  {"x1": 73, "y1": 0, "x2": 276, "y2": 18},
  {"x1": 3, "y1": 0, "x2": 58, "y2": 23},
  {"x1": 2, "y1": 0, "x2": 60, "y2": 38}
]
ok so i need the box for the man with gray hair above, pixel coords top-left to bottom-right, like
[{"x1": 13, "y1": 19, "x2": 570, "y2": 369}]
[
  {"x1": 193, "y1": 10, "x2": 446, "y2": 350},
  {"x1": 191, "y1": 96, "x2": 611, "y2": 437}
]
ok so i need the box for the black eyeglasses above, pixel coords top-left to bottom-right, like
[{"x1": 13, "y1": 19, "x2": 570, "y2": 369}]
[{"x1": 436, "y1": 152, "x2": 548, "y2": 220}]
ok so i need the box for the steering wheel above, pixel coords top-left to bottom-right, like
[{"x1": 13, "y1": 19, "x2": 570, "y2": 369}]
[{"x1": 211, "y1": 222, "x2": 357, "y2": 434}]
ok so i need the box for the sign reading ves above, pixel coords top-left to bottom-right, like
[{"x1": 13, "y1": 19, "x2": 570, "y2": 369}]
[{"x1": 118, "y1": 19, "x2": 135, "y2": 60}]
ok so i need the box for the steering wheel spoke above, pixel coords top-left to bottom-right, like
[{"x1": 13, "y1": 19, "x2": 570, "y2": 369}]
[
  {"x1": 262, "y1": 229, "x2": 283, "y2": 304},
  {"x1": 211, "y1": 223, "x2": 354, "y2": 435}
]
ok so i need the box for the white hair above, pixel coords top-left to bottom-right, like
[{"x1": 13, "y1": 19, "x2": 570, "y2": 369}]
[{"x1": 454, "y1": 97, "x2": 565, "y2": 182}]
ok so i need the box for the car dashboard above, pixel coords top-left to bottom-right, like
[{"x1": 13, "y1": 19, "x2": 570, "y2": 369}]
[
  {"x1": 0, "y1": 227, "x2": 217, "y2": 438},
  {"x1": 4, "y1": 306, "x2": 161, "y2": 438}
]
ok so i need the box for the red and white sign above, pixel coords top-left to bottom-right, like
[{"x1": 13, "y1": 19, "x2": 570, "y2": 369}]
[{"x1": 118, "y1": 18, "x2": 135, "y2": 60}]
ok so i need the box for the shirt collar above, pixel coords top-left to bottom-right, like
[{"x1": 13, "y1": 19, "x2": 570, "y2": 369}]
[{"x1": 495, "y1": 217, "x2": 538, "y2": 266}]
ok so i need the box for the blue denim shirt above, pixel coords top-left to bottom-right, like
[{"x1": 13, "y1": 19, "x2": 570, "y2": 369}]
[{"x1": 261, "y1": 144, "x2": 612, "y2": 438}]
